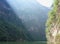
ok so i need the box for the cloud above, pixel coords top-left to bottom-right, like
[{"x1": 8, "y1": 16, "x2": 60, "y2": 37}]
[{"x1": 36, "y1": 0, "x2": 53, "y2": 8}]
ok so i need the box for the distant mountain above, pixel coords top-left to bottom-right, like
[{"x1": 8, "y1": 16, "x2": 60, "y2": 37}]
[
  {"x1": 7, "y1": 0, "x2": 50, "y2": 40},
  {"x1": 7, "y1": 0, "x2": 50, "y2": 41}
]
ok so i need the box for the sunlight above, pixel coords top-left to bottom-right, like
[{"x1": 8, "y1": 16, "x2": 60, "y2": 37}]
[{"x1": 36, "y1": 0, "x2": 53, "y2": 8}]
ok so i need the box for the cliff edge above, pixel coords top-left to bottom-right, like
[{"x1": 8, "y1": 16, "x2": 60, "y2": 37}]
[{"x1": 46, "y1": 0, "x2": 60, "y2": 44}]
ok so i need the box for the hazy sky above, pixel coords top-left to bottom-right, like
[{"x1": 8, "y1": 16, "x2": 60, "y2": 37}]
[
  {"x1": 36, "y1": 0, "x2": 53, "y2": 8},
  {"x1": 7, "y1": 0, "x2": 53, "y2": 8}
]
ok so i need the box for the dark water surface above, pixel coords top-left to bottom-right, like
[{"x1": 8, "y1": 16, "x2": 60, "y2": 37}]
[{"x1": 0, "y1": 41, "x2": 47, "y2": 44}]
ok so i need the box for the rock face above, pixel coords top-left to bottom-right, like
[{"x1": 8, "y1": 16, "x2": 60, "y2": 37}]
[{"x1": 46, "y1": 0, "x2": 60, "y2": 44}]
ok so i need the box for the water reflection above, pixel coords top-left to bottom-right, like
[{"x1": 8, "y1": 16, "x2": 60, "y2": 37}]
[
  {"x1": 21, "y1": 41, "x2": 47, "y2": 44},
  {"x1": 0, "y1": 41, "x2": 47, "y2": 44},
  {"x1": 47, "y1": 41, "x2": 60, "y2": 44},
  {"x1": 2, "y1": 41, "x2": 60, "y2": 44}
]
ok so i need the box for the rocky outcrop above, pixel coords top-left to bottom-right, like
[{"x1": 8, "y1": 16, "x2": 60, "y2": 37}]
[{"x1": 46, "y1": 0, "x2": 60, "y2": 44}]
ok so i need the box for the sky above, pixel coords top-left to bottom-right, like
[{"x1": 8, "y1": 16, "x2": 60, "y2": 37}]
[
  {"x1": 36, "y1": 0, "x2": 53, "y2": 8},
  {"x1": 7, "y1": 0, "x2": 53, "y2": 8}
]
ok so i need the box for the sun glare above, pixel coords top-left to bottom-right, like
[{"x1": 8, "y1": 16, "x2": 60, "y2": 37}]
[{"x1": 36, "y1": 0, "x2": 53, "y2": 8}]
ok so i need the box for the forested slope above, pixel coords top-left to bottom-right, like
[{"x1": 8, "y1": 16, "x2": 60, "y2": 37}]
[{"x1": 0, "y1": 0, "x2": 26, "y2": 41}]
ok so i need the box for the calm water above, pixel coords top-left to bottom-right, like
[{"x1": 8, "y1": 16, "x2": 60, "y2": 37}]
[{"x1": 0, "y1": 41, "x2": 47, "y2": 44}]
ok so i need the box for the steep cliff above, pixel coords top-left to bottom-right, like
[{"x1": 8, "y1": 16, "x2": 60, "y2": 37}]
[
  {"x1": 0, "y1": 0, "x2": 26, "y2": 41},
  {"x1": 46, "y1": 0, "x2": 60, "y2": 44}
]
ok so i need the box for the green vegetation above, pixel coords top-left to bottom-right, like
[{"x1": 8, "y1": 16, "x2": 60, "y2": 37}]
[
  {"x1": 46, "y1": 0, "x2": 58, "y2": 33},
  {"x1": 0, "y1": 0, "x2": 26, "y2": 41},
  {"x1": 46, "y1": 0, "x2": 60, "y2": 44}
]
